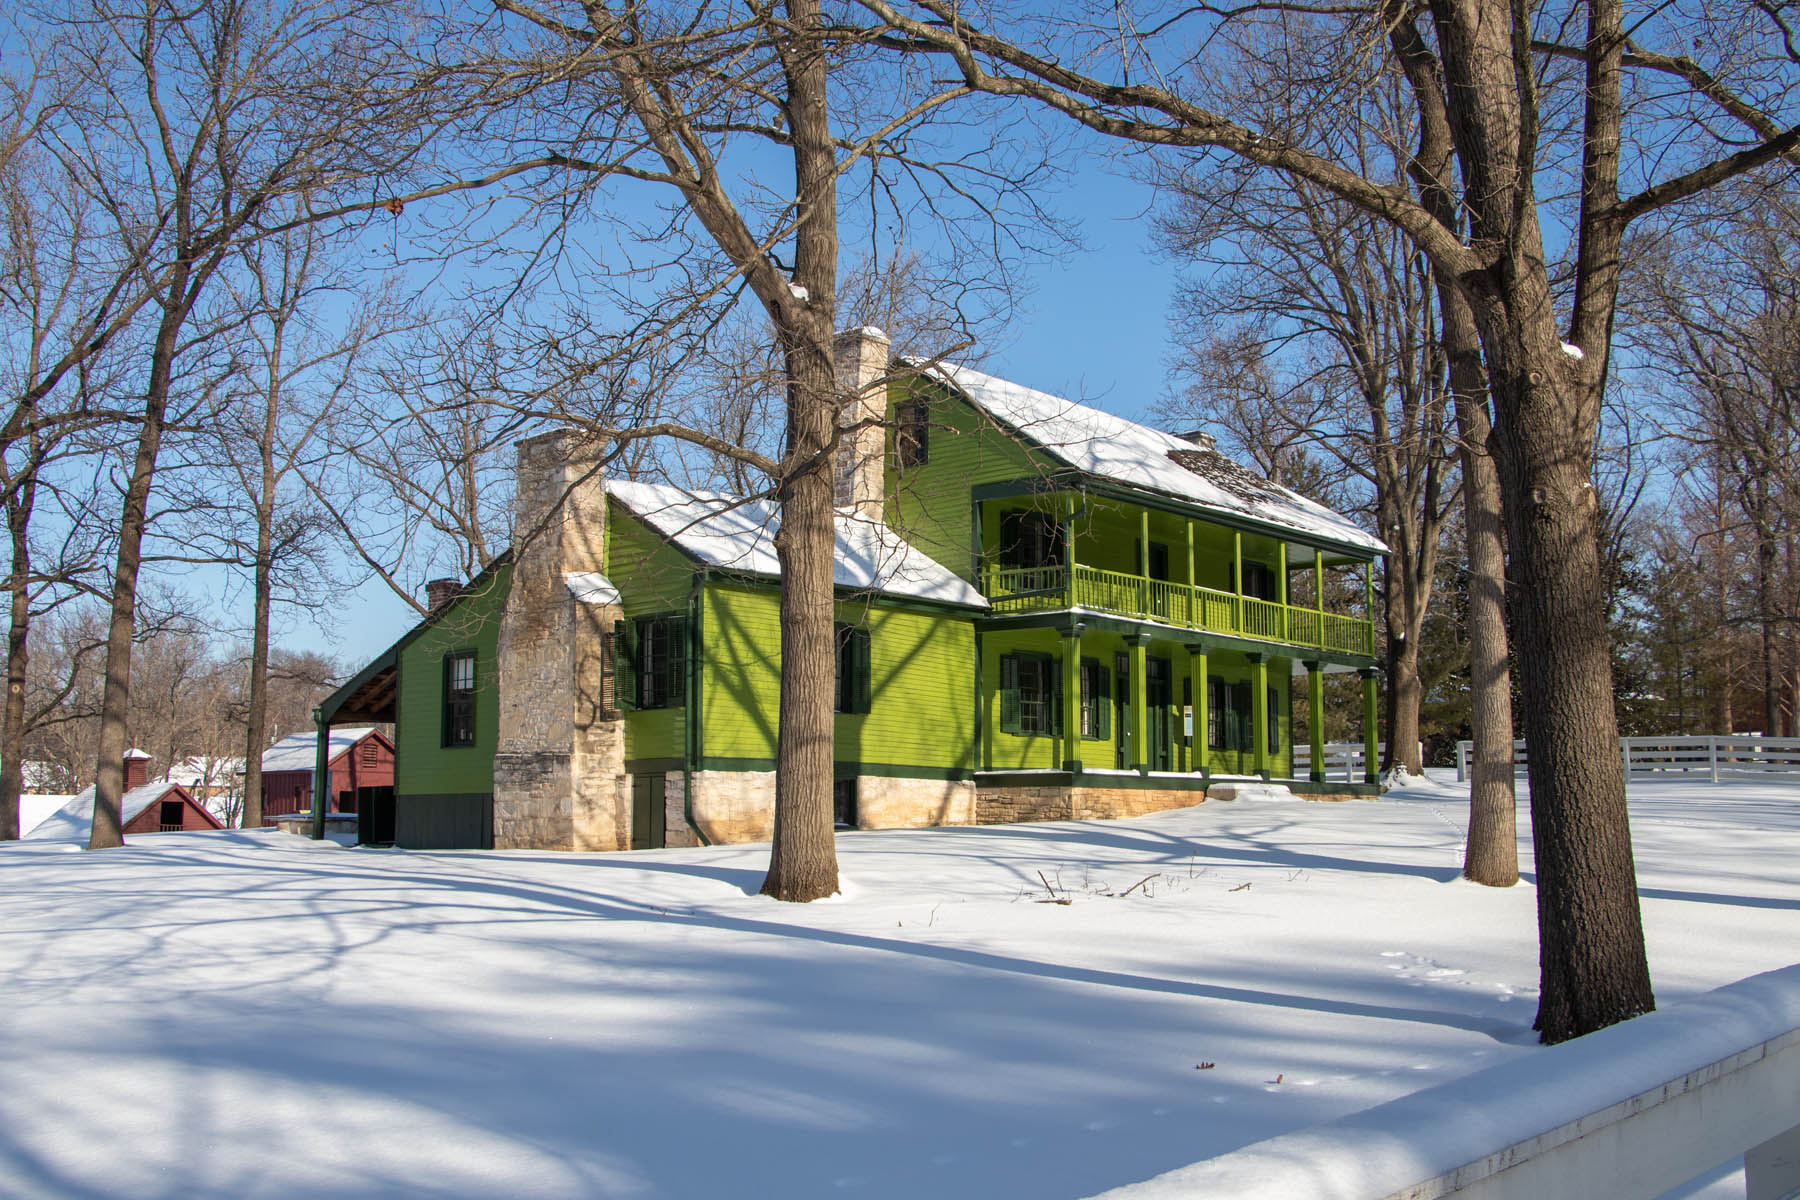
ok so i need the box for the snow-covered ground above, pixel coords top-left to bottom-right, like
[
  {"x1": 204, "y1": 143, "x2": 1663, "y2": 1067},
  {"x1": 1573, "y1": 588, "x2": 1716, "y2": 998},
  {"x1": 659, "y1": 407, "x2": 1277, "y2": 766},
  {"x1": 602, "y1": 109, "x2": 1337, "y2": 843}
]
[{"x1": 2, "y1": 773, "x2": 1795, "y2": 1199}]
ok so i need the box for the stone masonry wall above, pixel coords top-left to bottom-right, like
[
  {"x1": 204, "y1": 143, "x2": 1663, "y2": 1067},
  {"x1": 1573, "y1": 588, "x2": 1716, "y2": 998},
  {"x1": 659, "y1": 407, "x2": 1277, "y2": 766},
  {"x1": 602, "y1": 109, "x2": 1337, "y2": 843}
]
[
  {"x1": 492, "y1": 430, "x2": 628, "y2": 851},
  {"x1": 857, "y1": 776, "x2": 975, "y2": 829},
  {"x1": 975, "y1": 783, "x2": 1206, "y2": 826}
]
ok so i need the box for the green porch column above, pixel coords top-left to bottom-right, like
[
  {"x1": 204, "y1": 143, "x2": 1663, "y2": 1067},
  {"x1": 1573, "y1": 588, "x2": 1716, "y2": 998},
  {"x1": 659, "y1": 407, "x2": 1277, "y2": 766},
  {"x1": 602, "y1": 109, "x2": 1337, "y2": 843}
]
[
  {"x1": 1233, "y1": 529, "x2": 1244, "y2": 633},
  {"x1": 1130, "y1": 633, "x2": 1149, "y2": 773},
  {"x1": 1315, "y1": 551, "x2": 1326, "y2": 648},
  {"x1": 1361, "y1": 667, "x2": 1380, "y2": 785},
  {"x1": 1189, "y1": 645, "x2": 1209, "y2": 779},
  {"x1": 1062, "y1": 492, "x2": 1077, "y2": 606},
  {"x1": 1307, "y1": 662, "x2": 1325, "y2": 784},
  {"x1": 310, "y1": 706, "x2": 328, "y2": 841},
  {"x1": 1185, "y1": 519, "x2": 1197, "y2": 628},
  {"x1": 1062, "y1": 624, "x2": 1082, "y2": 773},
  {"x1": 1277, "y1": 542, "x2": 1289, "y2": 640},
  {"x1": 1250, "y1": 653, "x2": 1270, "y2": 781}
]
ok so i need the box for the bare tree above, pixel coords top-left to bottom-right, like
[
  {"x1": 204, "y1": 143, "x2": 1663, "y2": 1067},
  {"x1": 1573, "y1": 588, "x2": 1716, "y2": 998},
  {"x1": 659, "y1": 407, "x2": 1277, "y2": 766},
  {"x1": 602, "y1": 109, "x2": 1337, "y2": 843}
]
[{"x1": 860, "y1": 0, "x2": 1800, "y2": 1041}]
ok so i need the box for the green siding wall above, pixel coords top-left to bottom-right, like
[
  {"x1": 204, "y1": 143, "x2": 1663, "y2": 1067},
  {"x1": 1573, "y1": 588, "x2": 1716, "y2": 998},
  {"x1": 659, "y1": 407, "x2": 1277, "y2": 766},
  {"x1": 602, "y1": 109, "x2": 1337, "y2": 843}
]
[
  {"x1": 883, "y1": 382, "x2": 1048, "y2": 579},
  {"x1": 608, "y1": 500, "x2": 697, "y2": 764},
  {"x1": 980, "y1": 626, "x2": 1292, "y2": 777},
  {"x1": 396, "y1": 563, "x2": 510, "y2": 799},
  {"x1": 702, "y1": 580, "x2": 976, "y2": 773}
]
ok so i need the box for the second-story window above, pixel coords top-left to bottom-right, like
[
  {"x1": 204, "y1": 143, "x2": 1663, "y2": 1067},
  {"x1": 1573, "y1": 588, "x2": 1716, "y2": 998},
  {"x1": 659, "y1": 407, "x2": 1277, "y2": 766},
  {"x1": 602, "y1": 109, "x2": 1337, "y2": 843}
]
[
  {"x1": 1240, "y1": 561, "x2": 1277, "y2": 601},
  {"x1": 1000, "y1": 510, "x2": 1064, "y2": 570},
  {"x1": 896, "y1": 401, "x2": 929, "y2": 469},
  {"x1": 442, "y1": 650, "x2": 476, "y2": 747}
]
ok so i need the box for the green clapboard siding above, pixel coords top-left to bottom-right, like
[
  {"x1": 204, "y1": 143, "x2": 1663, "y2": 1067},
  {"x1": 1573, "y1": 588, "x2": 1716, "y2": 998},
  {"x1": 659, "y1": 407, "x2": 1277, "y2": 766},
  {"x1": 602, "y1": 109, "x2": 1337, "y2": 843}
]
[
  {"x1": 396, "y1": 562, "x2": 510, "y2": 799},
  {"x1": 702, "y1": 580, "x2": 976, "y2": 771},
  {"x1": 883, "y1": 380, "x2": 1049, "y2": 579},
  {"x1": 609, "y1": 499, "x2": 696, "y2": 762}
]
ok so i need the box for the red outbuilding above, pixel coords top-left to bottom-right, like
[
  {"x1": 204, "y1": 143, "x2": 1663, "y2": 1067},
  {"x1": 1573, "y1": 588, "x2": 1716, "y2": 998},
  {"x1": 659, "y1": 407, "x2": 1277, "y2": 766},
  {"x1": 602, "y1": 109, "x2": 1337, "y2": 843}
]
[{"x1": 258, "y1": 727, "x2": 395, "y2": 824}]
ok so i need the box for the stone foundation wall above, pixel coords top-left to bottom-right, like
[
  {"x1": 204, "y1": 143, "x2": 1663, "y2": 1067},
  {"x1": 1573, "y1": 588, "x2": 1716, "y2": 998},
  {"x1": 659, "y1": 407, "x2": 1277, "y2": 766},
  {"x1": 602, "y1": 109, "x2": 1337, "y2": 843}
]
[
  {"x1": 856, "y1": 777, "x2": 975, "y2": 829},
  {"x1": 975, "y1": 783, "x2": 1206, "y2": 826},
  {"x1": 661, "y1": 772, "x2": 699, "y2": 848},
  {"x1": 689, "y1": 769, "x2": 778, "y2": 844}
]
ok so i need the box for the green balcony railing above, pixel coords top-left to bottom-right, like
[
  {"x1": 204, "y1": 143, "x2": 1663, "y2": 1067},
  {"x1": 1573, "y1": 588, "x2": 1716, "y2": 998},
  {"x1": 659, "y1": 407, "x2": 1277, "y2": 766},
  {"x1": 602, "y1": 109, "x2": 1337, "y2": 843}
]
[{"x1": 981, "y1": 562, "x2": 1375, "y2": 657}]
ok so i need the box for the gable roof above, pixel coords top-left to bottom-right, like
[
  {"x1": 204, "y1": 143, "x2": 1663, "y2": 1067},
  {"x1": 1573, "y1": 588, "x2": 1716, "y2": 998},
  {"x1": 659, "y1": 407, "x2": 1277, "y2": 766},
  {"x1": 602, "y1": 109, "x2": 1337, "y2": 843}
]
[
  {"x1": 606, "y1": 479, "x2": 988, "y2": 609},
  {"x1": 260, "y1": 727, "x2": 385, "y2": 774},
  {"x1": 921, "y1": 361, "x2": 1387, "y2": 555},
  {"x1": 22, "y1": 781, "x2": 211, "y2": 842}
]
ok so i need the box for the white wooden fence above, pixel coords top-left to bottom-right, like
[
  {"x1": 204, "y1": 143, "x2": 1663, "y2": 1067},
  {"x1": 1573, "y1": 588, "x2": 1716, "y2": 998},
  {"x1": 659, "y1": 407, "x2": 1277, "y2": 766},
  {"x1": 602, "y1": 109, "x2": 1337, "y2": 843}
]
[
  {"x1": 1455, "y1": 735, "x2": 1800, "y2": 784},
  {"x1": 1088, "y1": 962, "x2": 1800, "y2": 1200},
  {"x1": 1291, "y1": 742, "x2": 1376, "y2": 782}
]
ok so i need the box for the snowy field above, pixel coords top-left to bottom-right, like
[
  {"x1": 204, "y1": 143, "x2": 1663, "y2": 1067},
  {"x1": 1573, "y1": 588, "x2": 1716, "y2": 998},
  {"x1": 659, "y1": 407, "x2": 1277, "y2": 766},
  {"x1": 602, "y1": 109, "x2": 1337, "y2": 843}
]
[{"x1": 2, "y1": 773, "x2": 1796, "y2": 1199}]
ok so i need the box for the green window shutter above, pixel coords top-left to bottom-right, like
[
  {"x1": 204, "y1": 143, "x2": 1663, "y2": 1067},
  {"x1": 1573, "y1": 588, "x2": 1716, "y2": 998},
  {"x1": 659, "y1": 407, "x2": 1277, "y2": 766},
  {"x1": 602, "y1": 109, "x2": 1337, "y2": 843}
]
[
  {"x1": 853, "y1": 627, "x2": 872, "y2": 714},
  {"x1": 1094, "y1": 663, "x2": 1111, "y2": 741},
  {"x1": 999, "y1": 653, "x2": 1021, "y2": 735},
  {"x1": 1050, "y1": 659, "x2": 1063, "y2": 737},
  {"x1": 440, "y1": 654, "x2": 452, "y2": 746},
  {"x1": 1268, "y1": 686, "x2": 1280, "y2": 754},
  {"x1": 666, "y1": 615, "x2": 688, "y2": 706},
  {"x1": 614, "y1": 620, "x2": 638, "y2": 711}
]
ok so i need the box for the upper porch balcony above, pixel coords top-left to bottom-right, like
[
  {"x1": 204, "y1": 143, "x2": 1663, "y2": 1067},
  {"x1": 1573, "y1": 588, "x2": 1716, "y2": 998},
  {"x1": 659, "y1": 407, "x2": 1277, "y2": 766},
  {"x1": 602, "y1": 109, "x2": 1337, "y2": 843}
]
[{"x1": 980, "y1": 562, "x2": 1376, "y2": 658}]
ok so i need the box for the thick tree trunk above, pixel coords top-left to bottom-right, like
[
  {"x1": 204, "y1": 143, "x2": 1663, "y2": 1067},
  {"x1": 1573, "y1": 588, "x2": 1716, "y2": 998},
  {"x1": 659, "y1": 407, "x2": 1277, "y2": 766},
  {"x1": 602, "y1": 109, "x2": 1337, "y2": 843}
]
[
  {"x1": 90, "y1": 287, "x2": 186, "y2": 850},
  {"x1": 1486, "y1": 331, "x2": 1654, "y2": 1041},
  {"x1": 1383, "y1": 627, "x2": 1423, "y2": 775},
  {"x1": 760, "y1": 0, "x2": 841, "y2": 902}
]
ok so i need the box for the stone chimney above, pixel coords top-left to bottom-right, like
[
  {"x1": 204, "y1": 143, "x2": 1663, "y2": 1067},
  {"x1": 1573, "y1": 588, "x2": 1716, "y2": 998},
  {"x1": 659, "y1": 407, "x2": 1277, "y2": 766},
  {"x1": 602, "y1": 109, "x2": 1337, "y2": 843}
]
[
  {"x1": 424, "y1": 578, "x2": 460, "y2": 613},
  {"x1": 834, "y1": 326, "x2": 892, "y2": 522},
  {"x1": 123, "y1": 749, "x2": 151, "y2": 790},
  {"x1": 492, "y1": 431, "x2": 625, "y2": 851},
  {"x1": 1172, "y1": 428, "x2": 1218, "y2": 452}
]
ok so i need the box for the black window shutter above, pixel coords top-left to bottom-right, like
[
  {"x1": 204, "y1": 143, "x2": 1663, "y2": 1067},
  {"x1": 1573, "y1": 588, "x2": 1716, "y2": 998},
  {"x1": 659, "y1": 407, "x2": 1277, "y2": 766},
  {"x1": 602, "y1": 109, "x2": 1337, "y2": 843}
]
[
  {"x1": 1094, "y1": 663, "x2": 1111, "y2": 740},
  {"x1": 999, "y1": 653, "x2": 1021, "y2": 734},
  {"x1": 1268, "y1": 686, "x2": 1280, "y2": 754},
  {"x1": 614, "y1": 620, "x2": 638, "y2": 711},
  {"x1": 1050, "y1": 658, "x2": 1063, "y2": 737}
]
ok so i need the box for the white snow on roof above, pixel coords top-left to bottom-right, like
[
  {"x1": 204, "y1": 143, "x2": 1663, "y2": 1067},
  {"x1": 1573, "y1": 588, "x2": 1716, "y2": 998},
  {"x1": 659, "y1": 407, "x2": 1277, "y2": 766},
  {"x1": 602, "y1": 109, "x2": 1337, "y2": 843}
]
[
  {"x1": 920, "y1": 361, "x2": 1387, "y2": 554},
  {"x1": 605, "y1": 480, "x2": 988, "y2": 608},
  {"x1": 564, "y1": 572, "x2": 621, "y2": 606},
  {"x1": 22, "y1": 783, "x2": 180, "y2": 842},
  {"x1": 166, "y1": 756, "x2": 245, "y2": 788},
  {"x1": 261, "y1": 727, "x2": 379, "y2": 774}
]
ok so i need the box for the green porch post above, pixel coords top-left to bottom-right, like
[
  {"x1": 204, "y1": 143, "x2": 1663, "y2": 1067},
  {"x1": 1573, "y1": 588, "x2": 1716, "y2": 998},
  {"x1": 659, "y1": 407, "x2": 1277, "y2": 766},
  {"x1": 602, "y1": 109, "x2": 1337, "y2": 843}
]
[
  {"x1": 1277, "y1": 542, "x2": 1288, "y2": 640},
  {"x1": 1233, "y1": 529, "x2": 1244, "y2": 633},
  {"x1": 1361, "y1": 667, "x2": 1380, "y2": 785},
  {"x1": 1130, "y1": 633, "x2": 1148, "y2": 773},
  {"x1": 1189, "y1": 646, "x2": 1209, "y2": 779},
  {"x1": 1315, "y1": 551, "x2": 1326, "y2": 648},
  {"x1": 1186, "y1": 519, "x2": 1196, "y2": 628},
  {"x1": 1062, "y1": 492, "x2": 1076, "y2": 606},
  {"x1": 1307, "y1": 662, "x2": 1326, "y2": 783},
  {"x1": 310, "y1": 706, "x2": 328, "y2": 841},
  {"x1": 1062, "y1": 624, "x2": 1082, "y2": 773},
  {"x1": 1250, "y1": 653, "x2": 1270, "y2": 781}
]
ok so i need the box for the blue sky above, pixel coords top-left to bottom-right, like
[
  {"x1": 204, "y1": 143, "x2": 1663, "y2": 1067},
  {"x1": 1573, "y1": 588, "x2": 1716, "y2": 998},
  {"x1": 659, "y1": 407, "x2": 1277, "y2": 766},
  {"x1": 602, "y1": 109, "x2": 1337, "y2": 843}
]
[{"x1": 285, "y1": 162, "x2": 1187, "y2": 671}]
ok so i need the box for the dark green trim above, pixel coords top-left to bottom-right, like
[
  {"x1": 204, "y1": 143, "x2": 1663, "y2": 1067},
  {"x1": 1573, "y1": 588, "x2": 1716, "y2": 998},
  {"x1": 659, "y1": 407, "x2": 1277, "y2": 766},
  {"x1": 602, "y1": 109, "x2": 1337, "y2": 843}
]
[
  {"x1": 698, "y1": 756, "x2": 975, "y2": 781},
  {"x1": 319, "y1": 647, "x2": 396, "y2": 725},
  {"x1": 970, "y1": 474, "x2": 1085, "y2": 502},
  {"x1": 974, "y1": 628, "x2": 986, "y2": 772},
  {"x1": 626, "y1": 756, "x2": 684, "y2": 774}
]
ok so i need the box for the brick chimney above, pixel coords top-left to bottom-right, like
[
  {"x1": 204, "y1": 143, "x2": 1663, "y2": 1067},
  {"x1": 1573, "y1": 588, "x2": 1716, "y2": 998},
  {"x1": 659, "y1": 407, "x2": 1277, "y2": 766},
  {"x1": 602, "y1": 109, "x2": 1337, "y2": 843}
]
[
  {"x1": 425, "y1": 578, "x2": 461, "y2": 613},
  {"x1": 124, "y1": 749, "x2": 151, "y2": 790},
  {"x1": 492, "y1": 431, "x2": 625, "y2": 851},
  {"x1": 834, "y1": 326, "x2": 892, "y2": 521}
]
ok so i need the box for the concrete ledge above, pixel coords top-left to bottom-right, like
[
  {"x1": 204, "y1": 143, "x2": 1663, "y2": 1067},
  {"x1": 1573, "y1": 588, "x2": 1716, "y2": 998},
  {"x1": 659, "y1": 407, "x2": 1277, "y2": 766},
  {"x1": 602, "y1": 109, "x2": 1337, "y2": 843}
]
[{"x1": 1089, "y1": 963, "x2": 1800, "y2": 1200}]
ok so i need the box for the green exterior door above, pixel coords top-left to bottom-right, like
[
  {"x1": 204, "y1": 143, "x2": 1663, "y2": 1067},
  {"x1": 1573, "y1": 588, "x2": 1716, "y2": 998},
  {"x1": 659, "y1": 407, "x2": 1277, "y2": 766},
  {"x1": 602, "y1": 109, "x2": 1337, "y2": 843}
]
[
  {"x1": 631, "y1": 774, "x2": 666, "y2": 850},
  {"x1": 1114, "y1": 656, "x2": 1131, "y2": 770},
  {"x1": 1146, "y1": 657, "x2": 1173, "y2": 771}
]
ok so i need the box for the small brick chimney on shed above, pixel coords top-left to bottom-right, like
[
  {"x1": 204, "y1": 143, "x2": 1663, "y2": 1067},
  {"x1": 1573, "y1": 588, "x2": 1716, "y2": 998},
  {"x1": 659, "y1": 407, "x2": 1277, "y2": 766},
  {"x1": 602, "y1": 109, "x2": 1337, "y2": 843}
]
[{"x1": 124, "y1": 749, "x2": 151, "y2": 790}]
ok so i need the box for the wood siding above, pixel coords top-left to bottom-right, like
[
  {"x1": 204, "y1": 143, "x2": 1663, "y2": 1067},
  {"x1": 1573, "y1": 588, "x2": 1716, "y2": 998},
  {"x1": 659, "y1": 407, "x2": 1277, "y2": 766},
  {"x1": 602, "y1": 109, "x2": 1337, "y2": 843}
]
[{"x1": 396, "y1": 564, "x2": 510, "y2": 799}]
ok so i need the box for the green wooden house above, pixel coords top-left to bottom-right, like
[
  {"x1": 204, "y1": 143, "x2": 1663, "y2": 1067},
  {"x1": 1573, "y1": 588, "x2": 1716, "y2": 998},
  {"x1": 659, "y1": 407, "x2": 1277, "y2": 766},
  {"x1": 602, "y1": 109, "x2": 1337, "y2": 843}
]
[{"x1": 316, "y1": 327, "x2": 1384, "y2": 850}]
